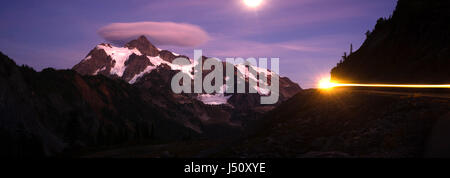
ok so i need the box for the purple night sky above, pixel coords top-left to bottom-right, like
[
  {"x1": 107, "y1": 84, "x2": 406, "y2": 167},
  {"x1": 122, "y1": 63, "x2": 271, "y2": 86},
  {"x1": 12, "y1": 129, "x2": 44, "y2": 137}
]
[{"x1": 0, "y1": 0, "x2": 396, "y2": 88}]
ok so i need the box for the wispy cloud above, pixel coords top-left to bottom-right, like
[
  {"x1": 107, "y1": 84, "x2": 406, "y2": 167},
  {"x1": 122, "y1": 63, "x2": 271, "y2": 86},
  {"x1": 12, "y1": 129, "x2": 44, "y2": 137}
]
[{"x1": 98, "y1": 21, "x2": 211, "y2": 47}]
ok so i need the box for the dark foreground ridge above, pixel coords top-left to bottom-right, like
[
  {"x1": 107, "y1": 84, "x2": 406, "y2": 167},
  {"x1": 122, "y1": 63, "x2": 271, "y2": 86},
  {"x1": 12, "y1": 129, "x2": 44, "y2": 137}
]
[
  {"x1": 331, "y1": 0, "x2": 450, "y2": 84},
  {"x1": 0, "y1": 51, "x2": 198, "y2": 157},
  {"x1": 220, "y1": 88, "x2": 450, "y2": 158}
]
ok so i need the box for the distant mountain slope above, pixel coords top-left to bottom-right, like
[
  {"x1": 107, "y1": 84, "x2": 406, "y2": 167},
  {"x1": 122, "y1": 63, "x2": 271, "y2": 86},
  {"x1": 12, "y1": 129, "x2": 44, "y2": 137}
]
[
  {"x1": 331, "y1": 0, "x2": 450, "y2": 84},
  {"x1": 73, "y1": 36, "x2": 302, "y2": 108}
]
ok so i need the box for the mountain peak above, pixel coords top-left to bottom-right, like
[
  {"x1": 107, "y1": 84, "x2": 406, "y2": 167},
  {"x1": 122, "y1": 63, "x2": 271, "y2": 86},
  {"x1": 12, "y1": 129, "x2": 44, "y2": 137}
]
[
  {"x1": 136, "y1": 35, "x2": 151, "y2": 44},
  {"x1": 125, "y1": 35, "x2": 160, "y2": 57}
]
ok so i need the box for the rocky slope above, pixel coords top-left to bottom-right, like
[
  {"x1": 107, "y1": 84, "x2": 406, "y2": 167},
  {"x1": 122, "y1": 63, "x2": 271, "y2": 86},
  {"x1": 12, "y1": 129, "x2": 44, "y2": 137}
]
[
  {"x1": 221, "y1": 88, "x2": 450, "y2": 158},
  {"x1": 331, "y1": 0, "x2": 450, "y2": 84},
  {"x1": 73, "y1": 36, "x2": 301, "y2": 109}
]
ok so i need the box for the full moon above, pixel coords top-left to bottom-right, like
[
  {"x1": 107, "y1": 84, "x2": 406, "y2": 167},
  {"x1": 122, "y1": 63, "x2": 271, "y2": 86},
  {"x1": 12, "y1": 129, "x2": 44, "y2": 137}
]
[{"x1": 243, "y1": 0, "x2": 263, "y2": 8}]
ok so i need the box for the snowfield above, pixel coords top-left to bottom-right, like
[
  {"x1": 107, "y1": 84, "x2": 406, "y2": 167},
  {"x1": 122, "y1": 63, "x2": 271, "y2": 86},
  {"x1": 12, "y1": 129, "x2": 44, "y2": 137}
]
[
  {"x1": 96, "y1": 43, "x2": 275, "y2": 105},
  {"x1": 97, "y1": 44, "x2": 142, "y2": 77}
]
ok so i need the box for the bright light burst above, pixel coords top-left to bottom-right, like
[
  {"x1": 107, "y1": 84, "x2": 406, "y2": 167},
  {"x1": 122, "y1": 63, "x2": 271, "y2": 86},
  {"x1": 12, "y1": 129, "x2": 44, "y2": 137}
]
[
  {"x1": 318, "y1": 77, "x2": 450, "y2": 89},
  {"x1": 318, "y1": 77, "x2": 336, "y2": 89},
  {"x1": 243, "y1": 0, "x2": 263, "y2": 8}
]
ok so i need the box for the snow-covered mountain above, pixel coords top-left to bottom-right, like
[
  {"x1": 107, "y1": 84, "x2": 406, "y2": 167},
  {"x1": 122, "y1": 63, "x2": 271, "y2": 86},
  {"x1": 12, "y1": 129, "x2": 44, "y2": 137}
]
[
  {"x1": 73, "y1": 35, "x2": 301, "y2": 107},
  {"x1": 74, "y1": 36, "x2": 191, "y2": 83}
]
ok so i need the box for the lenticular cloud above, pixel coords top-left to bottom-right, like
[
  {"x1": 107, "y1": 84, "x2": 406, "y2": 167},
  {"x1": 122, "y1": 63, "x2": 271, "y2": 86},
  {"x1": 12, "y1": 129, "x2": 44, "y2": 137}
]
[{"x1": 98, "y1": 21, "x2": 210, "y2": 47}]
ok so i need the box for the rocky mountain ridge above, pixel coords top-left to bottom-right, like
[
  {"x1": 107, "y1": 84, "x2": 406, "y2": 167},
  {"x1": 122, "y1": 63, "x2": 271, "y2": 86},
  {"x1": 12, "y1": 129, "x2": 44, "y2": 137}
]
[{"x1": 73, "y1": 35, "x2": 302, "y2": 109}]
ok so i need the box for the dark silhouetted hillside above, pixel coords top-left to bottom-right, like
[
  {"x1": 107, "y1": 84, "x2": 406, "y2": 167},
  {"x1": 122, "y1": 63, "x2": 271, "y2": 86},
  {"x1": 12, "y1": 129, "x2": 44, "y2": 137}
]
[
  {"x1": 220, "y1": 89, "x2": 450, "y2": 158},
  {"x1": 331, "y1": 0, "x2": 450, "y2": 84},
  {"x1": 0, "y1": 52, "x2": 205, "y2": 157}
]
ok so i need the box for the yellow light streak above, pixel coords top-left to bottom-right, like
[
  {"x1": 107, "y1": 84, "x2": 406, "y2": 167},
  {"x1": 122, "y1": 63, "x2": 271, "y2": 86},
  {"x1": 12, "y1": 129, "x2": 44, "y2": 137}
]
[{"x1": 318, "y1": 78, "x2": 450, "y2": 89}]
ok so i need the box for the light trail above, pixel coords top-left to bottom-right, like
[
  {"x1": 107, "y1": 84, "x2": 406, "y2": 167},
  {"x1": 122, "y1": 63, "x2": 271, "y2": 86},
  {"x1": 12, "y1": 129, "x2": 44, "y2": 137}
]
[
  {"x1": 318, "y1": 78, "x2": 450, "y2": 89},
  {"x1": 330, "y1": 83, "x2": 450, "y2": 88}
]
